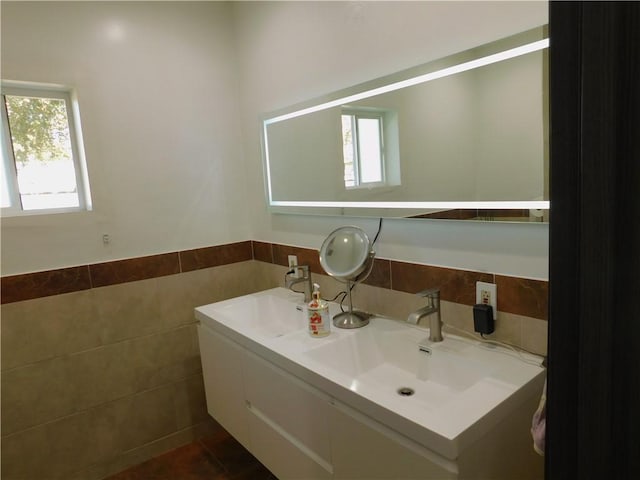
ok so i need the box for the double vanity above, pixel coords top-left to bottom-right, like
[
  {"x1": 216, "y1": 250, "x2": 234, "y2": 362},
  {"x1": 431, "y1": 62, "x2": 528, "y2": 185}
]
[{"x1": 196, "y1": 288, "x2": 545, "y2": 479}]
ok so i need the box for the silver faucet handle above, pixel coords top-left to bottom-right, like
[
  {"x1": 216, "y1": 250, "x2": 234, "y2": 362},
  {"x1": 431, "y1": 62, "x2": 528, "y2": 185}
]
[
  {"x1": 287, "y1": 264, "x2": 310, "y2": 276},
  {"x1": 416, "y1": 288, "x2": 440, "y2": 298},
  {"x1": 416, "y1": 288, "x2": 440, "y2": 309}
]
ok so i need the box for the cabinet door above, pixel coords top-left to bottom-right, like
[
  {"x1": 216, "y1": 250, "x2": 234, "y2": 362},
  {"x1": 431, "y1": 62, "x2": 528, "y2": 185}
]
[
  {"x1": 329, "y1": 401, "x2": 458, "y2": 480},
  {"x1": 243, "y1": 349, "x2": 333, "y2": 478},
  {"x1": 247, "y1": 410, "x2": 332, "y2": 480},
  {"x1": 197, "y1": 325, "x2": 250, "y2": 447}
]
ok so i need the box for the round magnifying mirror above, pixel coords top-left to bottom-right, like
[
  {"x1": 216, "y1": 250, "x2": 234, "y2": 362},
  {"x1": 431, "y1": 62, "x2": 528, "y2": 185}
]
[
  {"x1": 319, "y1": 226, "x2": 375, "y2": 328},
  {"x1": 320, "y1": 226, "x2": 372, "y2": 280}
]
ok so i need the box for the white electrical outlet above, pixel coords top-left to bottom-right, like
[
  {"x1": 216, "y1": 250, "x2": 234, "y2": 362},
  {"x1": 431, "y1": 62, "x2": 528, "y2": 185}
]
[
  {"x1": 476, "y1": 281, "x2": 497, "y2": 319},
  {"x1": 288, "y1": 255, "x2": 301, "y2": 277}
]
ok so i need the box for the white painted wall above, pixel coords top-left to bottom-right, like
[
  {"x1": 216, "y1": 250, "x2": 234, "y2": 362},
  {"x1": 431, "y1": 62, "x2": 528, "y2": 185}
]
[
  {"x1": 1, "y1": 1, "x2": 549, "y2": 280},
  {"x1": 1, "y1": 1, "x2": 249, "y2": 275},
  {"x1": 233, "y1": 1, "x2": 549, "y2": 280}
]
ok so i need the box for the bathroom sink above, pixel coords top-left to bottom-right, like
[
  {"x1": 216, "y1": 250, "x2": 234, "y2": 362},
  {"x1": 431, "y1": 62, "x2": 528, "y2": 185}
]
[
  {"x1": 304, "y1": 319, "x2": 492, "y2": 410},
  {"x1": 295, "y1": 314, "x2": 544, "y2": 456},
  {"x1": 196, "y1": 288, "x2": 306, "y2": 339}
]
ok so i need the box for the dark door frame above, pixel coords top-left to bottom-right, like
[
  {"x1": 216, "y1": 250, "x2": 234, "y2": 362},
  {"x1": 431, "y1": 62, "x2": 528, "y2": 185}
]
[{"x1": 547, "y1": 2, "x2": 639, "y2": 478}]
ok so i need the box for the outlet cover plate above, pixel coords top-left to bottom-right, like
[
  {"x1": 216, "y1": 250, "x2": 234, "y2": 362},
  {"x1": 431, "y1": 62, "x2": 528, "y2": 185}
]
[
  {"x1": 288, "y1": 255, "x2": 301, "y2": 277},
  {"x1": 476, "y1": 281, "x2": 497, "y2": 319}
]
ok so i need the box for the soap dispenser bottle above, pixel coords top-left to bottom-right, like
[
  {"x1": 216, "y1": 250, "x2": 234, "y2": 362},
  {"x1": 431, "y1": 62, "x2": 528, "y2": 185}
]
[{"x1": 307, "y1": 283, "x2": 330, "y2": 337}]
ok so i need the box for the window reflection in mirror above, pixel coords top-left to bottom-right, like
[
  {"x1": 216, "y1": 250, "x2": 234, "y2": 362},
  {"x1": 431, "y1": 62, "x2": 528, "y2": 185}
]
[{"x1": 342, "y1": 111, "x2": 385, "y2": 187}]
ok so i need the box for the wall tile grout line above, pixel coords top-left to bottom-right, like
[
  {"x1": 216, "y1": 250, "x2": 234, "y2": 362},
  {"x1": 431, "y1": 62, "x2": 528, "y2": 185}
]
[
  {"x1": 66, "y1": 421, "x2": 216, "y2": 480},
  {"x1": 0, "y1": 371, "x2": 206, "y2": 440},
  {"x1": 119, "y1": 421, "x2": 216, "y2": 458},
  {"x1": 0, "y1": 321, "x2": 200, "y2": 375},
  {"x1": 86, "y1": 264, "x2": 94, "y2": 289}
]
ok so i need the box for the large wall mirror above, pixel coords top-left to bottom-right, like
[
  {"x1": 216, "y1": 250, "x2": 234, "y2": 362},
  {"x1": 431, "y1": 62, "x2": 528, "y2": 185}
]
[{"x1": 262, "y1": 27, "x2": 549, "y2": 222}]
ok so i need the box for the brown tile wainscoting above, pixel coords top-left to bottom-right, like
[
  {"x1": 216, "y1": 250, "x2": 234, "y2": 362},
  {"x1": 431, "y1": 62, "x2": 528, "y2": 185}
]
[
  {"x1": 409, "y1": 208, "x2": 534, "y2": 221},
  {"x1": 254, "y1": 241, "x2": 548, "y2": 321},
  {"x1": 1, "y1": 241, "x2": 253, "y2": 304},
  {"x1": 1, "y1": 240, "x2": 547, "y2": 320}
]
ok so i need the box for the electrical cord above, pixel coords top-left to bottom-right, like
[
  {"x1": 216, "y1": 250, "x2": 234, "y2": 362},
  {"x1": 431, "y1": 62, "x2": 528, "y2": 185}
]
[
  {"x1": 330, "y1": 291, "x2": 348, "y2": 311},
  {"x1": 337, "y1": 282, "x2": 358, "y2": 312},
  {"x1": 327, "y1": 291, "x2": 346, "y2": 302},
  {"x1": 478, "y1": 332, "x2": 539, "y2": 362},
  {"x1": 372, "y1": 217, "x2": 383, "y2": 246},
  {"x1": 332, "y1": 219, "x2": 382, "y2": 312},
  {"x1": 444, "y1": 322, "x2": 543, "y2": 367},
  {"x1": 289, "y1": 218, "x2": 383, "y2": 310},
  {"x1": 284, "y1": 271, "x2": 306, "y2": 296},
  {"x1": 286, "y1": 270, "x2": 348, "y2": 306},
  {"x1": 338, "y1": 292, "x2": 348, "y2": 312},
  {"x1": 286, "y1": 269, "x2": 349, "y2": 307}
]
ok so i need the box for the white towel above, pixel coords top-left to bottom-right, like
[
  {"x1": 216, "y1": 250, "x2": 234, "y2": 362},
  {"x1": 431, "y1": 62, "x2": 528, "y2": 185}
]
[{"x1": 531, "y1": 379, "x2": 546, "y2": 456}]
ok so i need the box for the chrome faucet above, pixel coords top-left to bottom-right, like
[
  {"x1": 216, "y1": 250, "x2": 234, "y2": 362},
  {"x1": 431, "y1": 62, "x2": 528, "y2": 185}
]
[
  {"x1": 285, "y1": 265, "x2": 313, "y2": 303},
  {"x1": 407, "y1": 288, "x2": 443, "y2": 342}
]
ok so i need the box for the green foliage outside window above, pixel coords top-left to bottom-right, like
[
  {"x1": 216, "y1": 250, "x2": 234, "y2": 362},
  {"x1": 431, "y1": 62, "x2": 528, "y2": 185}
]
[{"x1": 5, "y1": 96, "x2": 72, "y2": 165}]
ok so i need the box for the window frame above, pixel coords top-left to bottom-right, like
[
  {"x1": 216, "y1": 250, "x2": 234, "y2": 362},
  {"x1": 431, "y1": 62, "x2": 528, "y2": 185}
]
[
  {"x1": 1, "y1": 81, "x2": 91, "y2": 216},
  {"x1": 342, "y1": 108, "x2": 386, "y2": 189}
]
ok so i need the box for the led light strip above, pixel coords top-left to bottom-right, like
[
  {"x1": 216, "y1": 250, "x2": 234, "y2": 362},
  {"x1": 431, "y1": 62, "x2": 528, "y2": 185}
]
[
  {"x1": 265, "y1": 39, "x2": 549, "y2": 125},
  {"x1": 264, "y1": 37, "x2": 550, "y2": 210},
  {"x1": 270, "y1": 200, "x2": 549, "y2": 210}
]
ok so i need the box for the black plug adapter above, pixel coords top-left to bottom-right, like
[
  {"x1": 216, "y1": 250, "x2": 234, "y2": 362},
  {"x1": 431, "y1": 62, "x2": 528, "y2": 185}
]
[{"x1": 473, "y1": 304, "x2": 495, "y2": 334}]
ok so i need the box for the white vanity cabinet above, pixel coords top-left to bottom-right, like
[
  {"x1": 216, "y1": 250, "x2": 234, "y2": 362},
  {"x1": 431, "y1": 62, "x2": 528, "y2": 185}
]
[
  {"x1": 198, "y1": 325, "x2": 332, "y2": 478},
  {"x1": 196, "y1": 289, "x2": 544, "y2": 480},
  {"x1": 329, "y1": 400, "x2": 457, "y2": 479},
  {"x1": 197, "y1": 325, "x2": 250, "y2": 447},
  {"x1": 199, "y1": 324, "x2": 463, "y2": 479},
  {"x1": 242, "y1": 347, "x2": 333, "y2": 479}
]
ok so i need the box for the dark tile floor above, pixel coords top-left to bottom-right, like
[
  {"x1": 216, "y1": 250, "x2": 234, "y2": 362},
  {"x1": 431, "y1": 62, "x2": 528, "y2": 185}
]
[{"x1": 106, "y1": 429, "x2": 276, "y2": 480}]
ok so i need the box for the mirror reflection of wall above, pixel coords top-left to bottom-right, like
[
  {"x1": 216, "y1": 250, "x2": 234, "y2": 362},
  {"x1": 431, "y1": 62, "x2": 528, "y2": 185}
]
[
  {"x1": 263, "y1": 26, "x2": 549, "y2": 221},
  {"x1": 383, "y1": 48, "x2": 545, "y2": 203}
]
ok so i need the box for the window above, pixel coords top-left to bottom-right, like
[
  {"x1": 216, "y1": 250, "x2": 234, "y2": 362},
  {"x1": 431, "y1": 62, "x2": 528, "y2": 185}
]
[
  {"x1": 341, "y1": 110, "x2": 385, "y2": 188},
  {"x1": 1, "y1": 83, "x2": 91, "y2": 215}
]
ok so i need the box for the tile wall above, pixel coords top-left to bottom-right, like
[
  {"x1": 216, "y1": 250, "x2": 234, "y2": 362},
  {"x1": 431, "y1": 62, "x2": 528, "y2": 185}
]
[
  {"x1": 1, "y1": 240, "x2": 547, "y2": 479},
  {"x1": 254, "y1": 240, "x2": 548, "y2": 354}
]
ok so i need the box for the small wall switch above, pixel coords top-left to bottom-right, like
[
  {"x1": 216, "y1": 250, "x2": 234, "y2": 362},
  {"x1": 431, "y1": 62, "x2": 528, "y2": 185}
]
[{"x1": 476, "y1": 281, "x2": 497, "y2": 319}]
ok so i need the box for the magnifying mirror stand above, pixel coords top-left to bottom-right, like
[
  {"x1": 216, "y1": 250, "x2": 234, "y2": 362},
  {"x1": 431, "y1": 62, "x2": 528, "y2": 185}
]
[
  {"x1": 319, "y1": 225, "x2": 376, "y2": 330},
  {"x1": 333, "y1": 280, "x2": 371, "y2": 329}
]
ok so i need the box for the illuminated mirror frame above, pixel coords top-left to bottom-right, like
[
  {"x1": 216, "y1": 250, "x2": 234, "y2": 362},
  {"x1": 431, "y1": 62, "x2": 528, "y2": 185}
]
[{"x1": 261, "y1": 27, "x2": 550, "y2": 218}]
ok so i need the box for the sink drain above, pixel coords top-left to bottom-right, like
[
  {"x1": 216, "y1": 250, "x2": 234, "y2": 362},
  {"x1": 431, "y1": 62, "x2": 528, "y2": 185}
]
[{"x1": 397, "y1": 387, "x2": 415, "y2": 397}]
